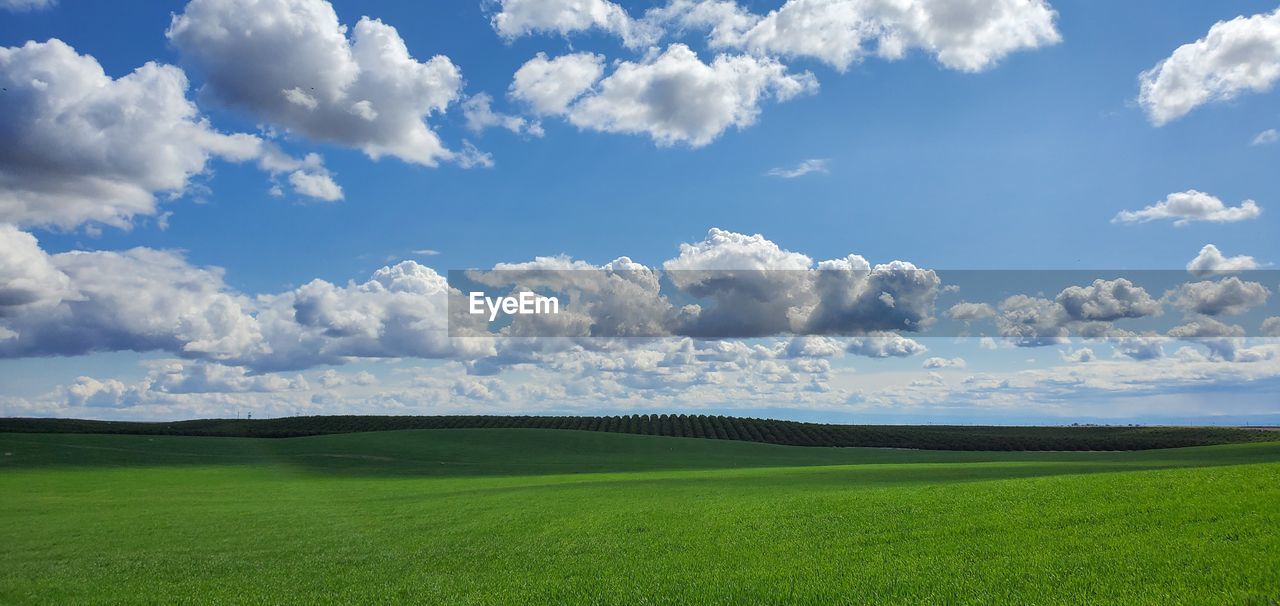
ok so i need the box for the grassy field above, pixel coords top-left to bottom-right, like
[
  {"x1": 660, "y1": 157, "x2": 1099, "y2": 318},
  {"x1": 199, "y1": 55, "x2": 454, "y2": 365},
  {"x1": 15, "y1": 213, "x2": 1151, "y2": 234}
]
[{"x1": 2, "y1": 429, "x2": 1278, "y2": 604}]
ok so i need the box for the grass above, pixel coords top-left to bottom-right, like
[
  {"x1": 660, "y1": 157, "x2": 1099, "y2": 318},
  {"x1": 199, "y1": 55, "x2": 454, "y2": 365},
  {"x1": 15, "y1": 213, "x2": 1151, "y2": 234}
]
[{"x1": 2, "y1": 429, "x2": 1279, "y2": 604}]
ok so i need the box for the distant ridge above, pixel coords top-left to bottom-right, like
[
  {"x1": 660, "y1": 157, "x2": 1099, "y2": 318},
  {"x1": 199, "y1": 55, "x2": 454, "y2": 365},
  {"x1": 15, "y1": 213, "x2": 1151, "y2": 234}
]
[{"x1": 2, "y1": 415, "x2": 1276, "y2": 451}]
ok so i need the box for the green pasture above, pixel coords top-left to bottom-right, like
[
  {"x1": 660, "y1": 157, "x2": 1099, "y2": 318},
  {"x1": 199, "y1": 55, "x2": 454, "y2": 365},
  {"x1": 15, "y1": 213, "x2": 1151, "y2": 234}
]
[{"x1": 2, "y1": 429, "x2": 1277, "y2": 604}]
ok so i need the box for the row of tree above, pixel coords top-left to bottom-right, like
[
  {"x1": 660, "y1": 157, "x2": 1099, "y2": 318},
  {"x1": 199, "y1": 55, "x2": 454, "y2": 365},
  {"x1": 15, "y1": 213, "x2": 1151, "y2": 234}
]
[{"x1": 1, "y1": 414, "x2": 1274, "y2": 451}]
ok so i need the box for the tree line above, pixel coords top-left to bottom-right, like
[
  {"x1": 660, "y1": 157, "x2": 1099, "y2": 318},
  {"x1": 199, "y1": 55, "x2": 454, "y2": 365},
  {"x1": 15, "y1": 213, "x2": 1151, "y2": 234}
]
[{"x1": 1, "y1": 414, "x2": 1275, "y2": 451}]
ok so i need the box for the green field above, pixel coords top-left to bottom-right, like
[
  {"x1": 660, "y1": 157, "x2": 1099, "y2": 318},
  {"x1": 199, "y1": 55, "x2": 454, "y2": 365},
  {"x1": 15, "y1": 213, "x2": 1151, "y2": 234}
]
[{"x1": 2, "y1": 429, "x2": 1279, "y2": 604}]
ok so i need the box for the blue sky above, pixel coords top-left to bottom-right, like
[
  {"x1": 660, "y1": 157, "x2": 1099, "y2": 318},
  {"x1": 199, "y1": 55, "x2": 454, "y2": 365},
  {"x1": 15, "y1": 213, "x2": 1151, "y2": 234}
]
[{"x1": 1, "y1": 0, "x2": 1278, "y2": 423}]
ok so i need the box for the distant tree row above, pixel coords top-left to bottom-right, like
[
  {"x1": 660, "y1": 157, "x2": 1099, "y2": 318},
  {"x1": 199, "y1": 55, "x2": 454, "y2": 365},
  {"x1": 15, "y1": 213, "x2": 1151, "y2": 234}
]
[{"x1": 1, "y1": 415, "x2": 1275, "y2": 451}]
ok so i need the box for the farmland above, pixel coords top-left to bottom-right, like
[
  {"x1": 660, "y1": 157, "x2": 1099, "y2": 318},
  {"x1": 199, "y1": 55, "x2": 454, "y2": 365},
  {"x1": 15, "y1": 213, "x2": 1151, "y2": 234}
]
[{"x1": 2, "y1": 427, "x2": 1278, "y2": 604}]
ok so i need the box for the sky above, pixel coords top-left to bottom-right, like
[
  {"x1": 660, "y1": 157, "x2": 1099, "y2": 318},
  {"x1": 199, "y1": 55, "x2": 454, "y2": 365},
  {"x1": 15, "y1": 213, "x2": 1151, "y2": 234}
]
[{"x1": 1, "y1": 0, "x2": 1278, "y2": 424}]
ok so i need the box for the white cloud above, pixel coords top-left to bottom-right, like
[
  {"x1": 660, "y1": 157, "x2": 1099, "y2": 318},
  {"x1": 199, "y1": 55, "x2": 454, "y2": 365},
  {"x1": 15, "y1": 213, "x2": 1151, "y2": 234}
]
[
  {"x1": 168, "y1": 0, "x2": 466, "y2": 167},
  {"x1": 1138, "y1": 9, "x2": 1280, "y2": 125},
  {"x1": 994, "y1": 279, "x2": 1162, "y2": 347},
  {"x1": 287, "y1": 169, "x2": 344, "y2": 202},
  {"x1": 0, "y1": 39, "x2": 267, "y2": 230},
  {"x1": 1166, "y1": 317, "x2": 1248, "y2": 361},
  {"x1": 802, "y1": 256, "x2": 939, "y2": 335},
  {"x1": 657, "y1": 228, "x2": 939, "y2": 338},
  {"x1": 657, "y1": 0, "x2": 1060, "y2": 72},
  {"x1": 0, "y1": 224, "x2": 71, "y2": 314},
  {"x1": 1, "y1": 0, "x2": 54, "y2": 11},
  {"x1": 1055, "y1": 278, "x2": 1160, "y2": 322},
  {"x1": 996, "y1": 294, "x2": 1069, "y2": 345},
  {"x1": 666, "y1": 227, "x2": 813, "y2": 272},
  {"x1": 0, "y1": 225, "x2": 941, "y2": 369},
  {"x1": 1261, "y1": 317, "x2": 1280, "y2": 337},
  {"x1": 662, "y1": 229, "x2": 812, "y2": 337},
  {"x1": 453, "y1": 141, "x2": 496, "y2": 169},
  {"x1": 867, "y1": 345, "x2": 1280, "y2": 410},
  {"x1": 1252, "y1": 128, "x2": 1279, "y2": 145},
  {"x1": 1167, "y1": 278, "x2": 1271, "y2": 317},
  {"x1": 784, "y1": 335, "x2": 844, "y2": 358},
  {"x1": 12, "y1": 222, "x2": 1280, "y2": 417},
  {"x1": 462, "y1": 93, "x2": 543, "y2": 137},
  {"x1": 846, "y1": 332, "x2": 927, "y2": 358},
  {"x1": 923, "y1": 356, "x2": 965, "y2": 369},
  {"x1": 1108, "y1": 334, "x2": 1167, "y2": 361},
  {"x1": 144, "y1": 360, "x2": 308, "y2": 394},
  {"x1": 65, "y1": 376, "x2": 138, "y2": 408},
  {"x1": 766, "y1": 158, "x2": 828, "y2": 178},
  {"x1": 0, "y1": 226, "x2": 491, "y2": 371},
  {"x1": 1112, "y1": 190, "x2": 1262, "y2": 226},
  {"x1": 1186, "y1": 244, "x2": 1258, "y2": 276},
  {"x1": 318, "y1": 368, "x2": 377, "y2": 388},
  {"x1": 0, "y1": 237, "x2": 266, "y2": 361},
  {"x1": 526, "y1": 44, "x2": 817, "y2": 147},
  {"x1": 510, "y1": 52, "x2": 606, "y2": 116},
  {"x1": 1059, "y1": 347, "x2": 1095, "y2": 363},
  {"x1": 489, "y1": 0, "x2": 659, "y2": 47},
  {"x1": 250, "y1": 261, "x2": 494, "y2": 370},
  {"x1": 945, "y1": 301, "x2": 996, "y2": 321}
]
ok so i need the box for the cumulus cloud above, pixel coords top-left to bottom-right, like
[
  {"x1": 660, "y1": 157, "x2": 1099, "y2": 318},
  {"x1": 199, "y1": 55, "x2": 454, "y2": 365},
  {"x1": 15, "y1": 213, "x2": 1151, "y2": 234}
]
[
  {"x1": 945, "y1": 301, "x2": 996, "y2": 321},
  {"x1": 252, "y1": 261, "x2": 494, "y2": 370},
  {"x1": 1262, "y1": 317, "x2": 1280, "y2": 337},
  {"x1": 1167, "y1": 316, "x2": 1248, "y2": 361},
  {"x1": 0, "y1": 238, "x2": 265, "y2": 361},
  {"x1": 462, "y1": 93, "x2": 543, "y2": 137},
  {"x1": 16, "y1": 220, "x2": 1279, "y2": 414},
  {"x1": 996, "y1": 294, "x2": 1069, "y2": 346},
  {"x1": 1059, "y1": 347, "x2": 1095, "y2": 363},
  {"x1": 923, "y1": 356, "x2": 965, "y2": 369},
  {"x1": 766, "y1": 158, "x2": 828, "y2": 178},
  {"x1": 1112, "y1": 190, "x2": 1262, "y2": 226},
  {"x1": 663, "y1": 228, "x2": 815, "y2": 337},
  {"x1": 658, "y1": 228, "x2": 940, "y2": 337},
  {"x1": 1167, "y1": 277, "x2": 1271, "y2": 316},
  {"x1": 473, "y1": 255, "x2": 678, "y2": 339},
  {"x1": 802, "y1": 256, "x2": 940, "y2": 335},
  {"x1": 846, "y1": 332, "x2": 927, "y2": 358},
  {"x1": 1187, "y1": 244, "x2": 1258, "y2": 276},
  {"x1": 287, "y1": 168, "x2": 344, "y2": 202},
  {"x1": 0, "y1": 39, "x2": 268, "y2": 230},
  {"x1": 318, "y1": 368, "x2": 377, "y2": 388},
  {"x1": 144, "y1": 361, "x2": 308, "y2": 394},
  {"x1": 0, "y1": 225, "x2": 951, "y2": 375},
  {"x1": 463, "y1": 228, "x2": 944, "y2": 344},
  {"x1": 521, "y1": 44, "x2": 817, "y2": 147},
  {"x1": 656, "y1": 0, "x2": 1060, "y2": 72},
  {"x1": 1054, "y1": 278, "x2": 1160, "y2": 322},
  {"x1": 0, "y1": 227, "x2": 491, "y2": 371},
  {"x1": 168, "y1": 0, "x2": 466, "y2": 167},
  {"x1": 1138, "y1": 9, "x2": 1280, "y2": 125},
  {"x1": 510, "y1": 52, "x2": 606, "y2": 116},
  {"x1": 783, "y1": 335, "x2": 844, "y2": 358},
  {"x1": 489, "y1": 0, "x2": 659, "y2": 47},
  {"x1": 65, "y1": 377, "x2": 138, "y2": 408},
  {"x1": 994, "y1": 278, "x2": 1163, "y2": 347},
  {"x1": 0, "y1": 224, "x2": 71, "y2": 314},
  {"x1": 0, "y1": 37, "x2": 350, "y2": 230},
  {"x1": 1108, "y1": 334, "x2": 1168, "y2": 361},
  {"x1": 61, "y1": 360, "x2": 308, "y2": 410}
]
